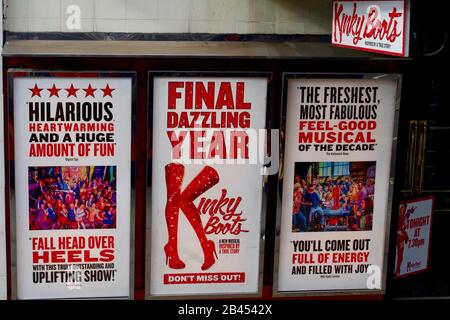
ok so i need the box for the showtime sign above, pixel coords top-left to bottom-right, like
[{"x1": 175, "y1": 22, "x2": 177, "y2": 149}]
[{"x1": 332, "y1": 1, "x2": 409, "y2": 57}]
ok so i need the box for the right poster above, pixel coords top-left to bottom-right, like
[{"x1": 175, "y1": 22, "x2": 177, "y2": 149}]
[
  {"x1": 277, "y1": 75, "x2": 400, "y2": 293},
  {"x1": 394, "y1": 196, "x2": 434, "y2": 279}
]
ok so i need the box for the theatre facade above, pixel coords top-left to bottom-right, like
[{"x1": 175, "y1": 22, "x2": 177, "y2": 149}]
[{"x1": 0, "y1": 0, "x2": 449, "y2": 300}]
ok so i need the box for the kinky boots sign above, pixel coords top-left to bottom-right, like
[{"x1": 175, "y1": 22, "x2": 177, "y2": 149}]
[
  {"x1": 198, "y1": 189, "x2": 247, "y2": 236},
  {"x1": 149, "y1": 74, "x2": 269, "y2": 297},
  {"x1": 332, "y1": 0, "x2": 410, "y2": 57}
]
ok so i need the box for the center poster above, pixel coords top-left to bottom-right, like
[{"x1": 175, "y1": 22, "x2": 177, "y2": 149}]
[
  {"x1": 276, "y1": 74, "x2": 399, "y2": 293},
  {"x1": 150, "y1": 73, "x2": 268, "y2": 296}
]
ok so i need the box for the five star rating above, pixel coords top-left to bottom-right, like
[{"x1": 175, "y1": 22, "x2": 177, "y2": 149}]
[{"x1": 29, "y1": 84, "x2": 115, "y2": 98}]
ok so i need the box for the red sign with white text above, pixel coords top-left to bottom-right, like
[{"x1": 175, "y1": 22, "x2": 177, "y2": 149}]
[{"x1": 332, "y1": 1, "x2": 409, "y2": 57}]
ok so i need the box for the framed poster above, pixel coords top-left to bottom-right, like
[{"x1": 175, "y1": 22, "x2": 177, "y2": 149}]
[
  {"x1": 275, "y1": 73, "x2": 401, "y2": 295},
  {"x1": 148, "y1": 72, "x2": 270, "y2": 297},
  {"x1": 394, "y1": 196, "x2": 434, "y2": 279},
  {"x1": 9, "y1": 71, "x2": 135, "y2": 299}
]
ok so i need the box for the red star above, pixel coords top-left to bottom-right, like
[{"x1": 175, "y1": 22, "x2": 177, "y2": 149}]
[
  {"x1": 65, "y1": 84, "x2": 79, "y2": 97},
  {"x1": 48, "y1": 84, "x2": 61, "y2": 97},
  {"x1": 101, "y1": 84, "x2": 115, "y2": 97},
  {"x1": 29, "y1": 84, "x2": 43, "y2": 97},
  {"x1": 83, "y1": 84, "x2": 97, "y2": 97}
]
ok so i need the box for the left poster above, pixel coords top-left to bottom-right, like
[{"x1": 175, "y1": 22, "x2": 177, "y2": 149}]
[{"x1": 11, "y1": 71, "x2": 133, "y2": 299}]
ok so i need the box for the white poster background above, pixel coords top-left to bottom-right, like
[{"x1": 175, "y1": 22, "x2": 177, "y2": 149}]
[
  {"x1": 278, "y1": 77, "x2": 398, "y2": 292},
  {"x1": 150, "y1": 76, "x2": 267, "y2": 296},
  {"x1": 395, "y1": 197, "x2": 433, "y2": 277},
  {"x1": 332, "y1": 1, "x2": 409, "y2": 57},
  {"x1": 13, "y1": 76, "x2": 132, "y2": 299}
]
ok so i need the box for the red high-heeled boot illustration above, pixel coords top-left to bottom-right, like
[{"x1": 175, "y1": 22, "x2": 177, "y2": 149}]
[
  {"x1": 179, "y1": 165, "x2": 220, "y2": 271},
  {"x1": 164, "y1": 164, "x2": 220, "y2": 270},
  {"x1": 164, "y1": 163, "x2": 186, "y2": 269}
]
